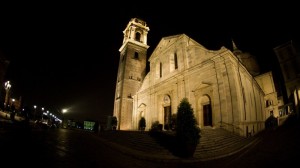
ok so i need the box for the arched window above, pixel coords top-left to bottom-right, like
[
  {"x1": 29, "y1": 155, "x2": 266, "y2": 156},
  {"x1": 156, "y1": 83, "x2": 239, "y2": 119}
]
[
  {"x1": 121, "y1": 54, "x2": 125, "y2": 62},
  {"x1": 266, "y1": 99, "x2": 273, "y2": 107},
  {"x1": 170, "y1": 52, "x2": 178, "y2": 72},
  {"x1": 174, "y1": 52, "x2": 178, "y2": 69},
  {"x1": 156, "y1": 62, "x2": 160, "y2": 79},
  {"x1": 135, "y1": 32, "x2": 141, "y2": 42},
  {"x1": 160, "y1": 62, "x2": 162, "y2": 78},
  {"x1": 134, "y1": 52, "x2": 139, "y2": 59}
]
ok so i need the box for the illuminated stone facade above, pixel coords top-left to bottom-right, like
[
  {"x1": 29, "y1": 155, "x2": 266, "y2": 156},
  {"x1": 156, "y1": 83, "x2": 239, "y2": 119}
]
[
  {"x1": 0, "y1": 53, "x2": 10, "y2": 105},
  {"x1": 114, "y1": 18, "x2": 149, "y2": 130},
  {"x1": 114, "y1": 18, "x2": 278, "y2": 137},
  {"x1": 255, "y1": 72, "x2": 281, "y2": 118},
  {"x1": 274, "y1": 40, "x2": 300, "y2": 116}
]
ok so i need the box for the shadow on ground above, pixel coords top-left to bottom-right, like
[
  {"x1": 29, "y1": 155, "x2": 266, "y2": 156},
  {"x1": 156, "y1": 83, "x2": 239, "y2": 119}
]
[{"x1": 149, "y1": 130, "x2": 198, "y2": 158}]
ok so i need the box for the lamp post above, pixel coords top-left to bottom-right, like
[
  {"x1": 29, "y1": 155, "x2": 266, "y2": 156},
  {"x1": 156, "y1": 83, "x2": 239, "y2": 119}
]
[
  {"x1": 46, "y1": 110, "x2": 49, "y2": 124},
  {"x1": 11, "y1": 98, "x2": 15, "y2": 105},
  {"x1": 11, "y1": 98, "x2": 15, "y2": 112},
  {"x1": 41, "y1": 107, "x2": 44, "y2": 120},
  {"x1": 4, "y1": 81, "x2": 11, "y2": 111},
  {"x1": 33, "y1": 105, "x2": 37, "y2": 121},
  {"x1": 62, "y1": 108, "x2": 68, "y2": 128}
]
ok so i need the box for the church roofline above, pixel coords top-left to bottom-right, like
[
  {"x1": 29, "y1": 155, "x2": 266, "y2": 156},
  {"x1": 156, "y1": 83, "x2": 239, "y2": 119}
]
[{"x1": 148, "y1": 33, "x2": 227, "y2": 62}]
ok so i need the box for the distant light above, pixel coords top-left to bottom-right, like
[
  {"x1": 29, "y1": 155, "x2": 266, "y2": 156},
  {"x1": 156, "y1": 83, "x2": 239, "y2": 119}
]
[
  {"x1": 62, "y1": 109, "x2": 68, "y2": 113},
  {"x1": 4, "y1": 81, "x2": 11, "y2": 90}
]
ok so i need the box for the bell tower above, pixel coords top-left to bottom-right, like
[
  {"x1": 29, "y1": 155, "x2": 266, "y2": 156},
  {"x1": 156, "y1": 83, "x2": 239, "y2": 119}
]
[{"x1": 113, "y1": 18, "x2": 149, "y2": 130}]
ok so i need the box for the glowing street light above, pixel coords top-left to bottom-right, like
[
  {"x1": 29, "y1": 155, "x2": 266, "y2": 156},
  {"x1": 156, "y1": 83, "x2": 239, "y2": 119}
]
[
  {"x1": 11, "y1": 98, "x2": 15, "y2": 105},
  {"x1": 11, "y1": 98, "x2": 15, "y2": 111},
  {"x1": 34, "y1": 105, "x2": 37, "y2": 120},
  {"x1": 62, "y1": 109, "x2": 68, "y2": 113},
  {"x1": 61, "y1": 108, "x2": 68, "y2": 128}
]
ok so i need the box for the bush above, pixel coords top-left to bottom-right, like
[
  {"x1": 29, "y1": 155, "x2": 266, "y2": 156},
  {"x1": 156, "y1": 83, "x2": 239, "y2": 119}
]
[{"x1": 150, "y1": 121, "x2": 162, "y2": 132}]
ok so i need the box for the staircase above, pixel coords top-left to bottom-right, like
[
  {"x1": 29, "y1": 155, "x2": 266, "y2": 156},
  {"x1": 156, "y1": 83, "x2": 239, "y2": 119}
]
[
  {"x1": 195, "y1": 127, "x2": 258, "y2": 160},
  {"x1": 97, "y1": 128, "x2": 259, "y2": 161},
  {"x1": 98, "y1": 131, "x2": 173, "y2": 156}
]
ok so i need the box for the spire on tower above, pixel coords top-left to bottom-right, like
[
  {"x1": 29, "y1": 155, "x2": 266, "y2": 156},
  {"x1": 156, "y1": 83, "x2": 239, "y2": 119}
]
[{"x1": 232, "y1": 38, "x2": 238, "y2": 51}]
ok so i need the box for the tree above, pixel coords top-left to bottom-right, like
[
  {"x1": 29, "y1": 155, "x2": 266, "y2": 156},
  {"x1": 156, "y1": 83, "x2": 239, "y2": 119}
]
[
  {"x1": 138, "y1": 117, "x2": 146, "y2": 131},
  {"x1": 176, "y1": 98, "x2": 201, "y2": 157}
]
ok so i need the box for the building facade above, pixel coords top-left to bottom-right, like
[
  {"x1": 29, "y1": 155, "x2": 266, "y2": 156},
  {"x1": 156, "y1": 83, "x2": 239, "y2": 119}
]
[
  {"x1": 114, "y1": 18, "x2": 278, "y2": 137},
  {"x1": 274, "y1": 40, "x2": 300, "y2": 116},
  {"x1": 113, "y1": 18, "x2": 149, "y2": 130},
  {"x1": 0, "y1": 52, "x2": 10, "y2": 109}
]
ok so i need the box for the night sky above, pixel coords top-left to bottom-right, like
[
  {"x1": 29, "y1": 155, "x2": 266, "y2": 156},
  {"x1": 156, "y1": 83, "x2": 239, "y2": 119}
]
[{"x1": 0, "y1": 3, "x2": 298, "y2": 123}]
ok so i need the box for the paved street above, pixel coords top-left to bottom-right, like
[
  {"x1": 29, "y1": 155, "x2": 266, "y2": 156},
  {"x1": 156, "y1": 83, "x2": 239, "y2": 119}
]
[
  {"x1": 0, "y1": 127, "x2": 174, "y2": 168},
  {"x1": 1, "y1": 114, "x2": 300, "y2": 168}
]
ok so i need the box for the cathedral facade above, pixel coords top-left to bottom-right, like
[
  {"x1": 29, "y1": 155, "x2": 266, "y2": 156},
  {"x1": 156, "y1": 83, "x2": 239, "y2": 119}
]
[{"x1": 113, "y1": 18, "x2": 278, "y2": 137}]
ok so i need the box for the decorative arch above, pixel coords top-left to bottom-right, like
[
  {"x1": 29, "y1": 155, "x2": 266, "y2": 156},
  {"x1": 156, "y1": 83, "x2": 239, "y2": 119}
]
[{"x1": 138, "y1": 103, "x2": 146, "y2": 118}]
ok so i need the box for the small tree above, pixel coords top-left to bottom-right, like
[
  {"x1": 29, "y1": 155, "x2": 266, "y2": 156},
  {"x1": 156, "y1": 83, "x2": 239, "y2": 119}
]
[
  {"x1": 176, "y1": 98, "x2": 201, "y2": 157},
  {"x1": 111, "y1": 116, "x2": 118, "y2": 130},
  {"x1": 138, "y1": 117, "x2": 146, "y2": 131}
]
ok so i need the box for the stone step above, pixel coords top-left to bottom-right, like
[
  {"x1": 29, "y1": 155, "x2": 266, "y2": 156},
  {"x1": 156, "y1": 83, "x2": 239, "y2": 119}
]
[
  {"x1": 98, "y1": 128, "x2": 258, "y2": 160},
  {"x1": 99, "y1": 131, "x2": 172, "y2": 155}
]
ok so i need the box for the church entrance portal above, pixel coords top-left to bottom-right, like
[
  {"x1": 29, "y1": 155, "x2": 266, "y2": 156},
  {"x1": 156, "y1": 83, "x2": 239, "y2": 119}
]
[
  {"x1": 164, "y1": 106, "x2": 171, "y2": 130},
  {"x1": 203, "y1": 104, "x2": 212, "y2": 126}
]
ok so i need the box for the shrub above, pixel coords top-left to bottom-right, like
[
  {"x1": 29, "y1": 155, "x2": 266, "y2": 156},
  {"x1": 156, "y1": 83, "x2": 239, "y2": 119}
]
[
  {"x1": 150, "y1": 121, "x2": 162, "y2": 131},
  {"x1": 176, "y1": 98, "x2": 201, "y2": 146}
]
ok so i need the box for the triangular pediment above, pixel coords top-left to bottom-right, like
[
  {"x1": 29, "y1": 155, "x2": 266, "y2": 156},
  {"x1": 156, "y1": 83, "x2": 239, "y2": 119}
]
[
  {"x1": 193, "y1": 82, "x2": 212, "y2": 92},
  {"x1": 148, "y1": 34, "x2": 206, "y2": 61}
]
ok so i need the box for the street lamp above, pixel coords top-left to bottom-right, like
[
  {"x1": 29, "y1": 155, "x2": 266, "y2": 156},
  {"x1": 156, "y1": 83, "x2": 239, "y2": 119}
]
[
  {"x1": 34, "y1": 105, "x2": 37, "y2": 120},
  {"x1": 11, "y1": 98, "x2": 15, "y2": 111},
  {"x1": 41, "y1": 107, "x2": 44, "y2": 120},
  {"x1": 4, "y1": 81, "x2": 11, "y2": 111},
  {"x1": 62, "y1": 108, "x2": 68, "y2": 128},
  {"x1": 62, "y1": 109, "x2": 68, "y2": 114}
]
